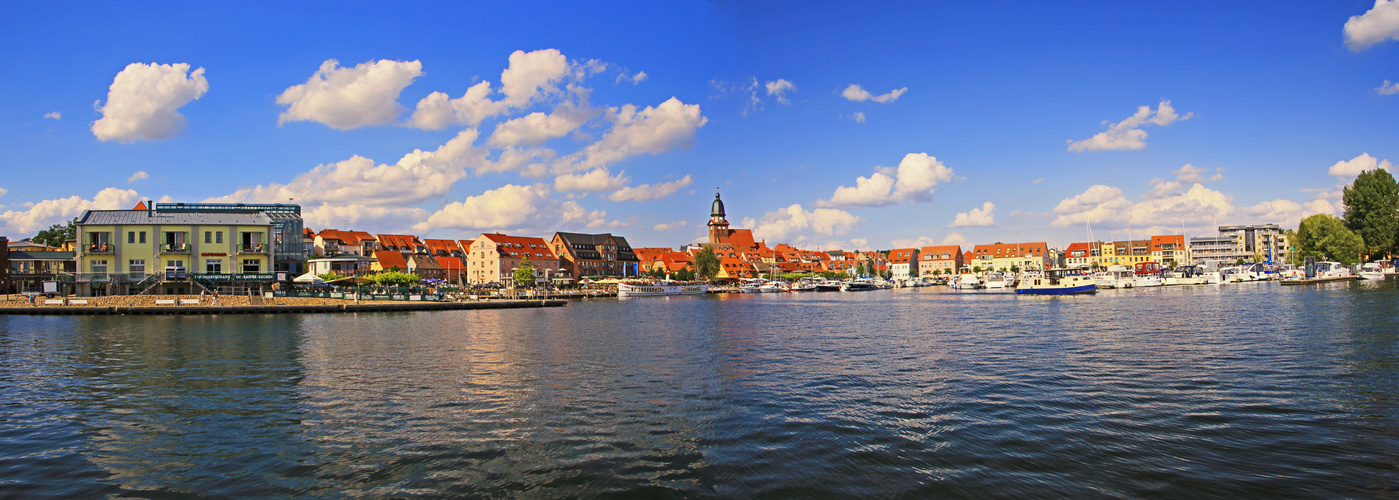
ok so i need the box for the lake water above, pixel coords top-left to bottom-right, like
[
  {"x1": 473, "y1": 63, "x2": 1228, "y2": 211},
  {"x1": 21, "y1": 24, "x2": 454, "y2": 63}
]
[{"x1": 2, "y1": 281, "x2": 1397, "y2": 498}]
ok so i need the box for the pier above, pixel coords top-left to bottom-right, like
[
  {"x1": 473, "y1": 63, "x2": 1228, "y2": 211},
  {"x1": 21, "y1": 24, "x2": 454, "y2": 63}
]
[{"x1": 0, "y1": 299, "x2": 567, "y2": 316}]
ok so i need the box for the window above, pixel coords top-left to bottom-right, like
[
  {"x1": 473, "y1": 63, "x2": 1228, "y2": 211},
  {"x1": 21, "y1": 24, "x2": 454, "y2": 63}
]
[
  {"x1": 206, "y1": 260, "x2": 222, "y2": 274},
  {"x1": 205, "y1": 231, "x2": 212, "y2": 244},
  {"x1": 130, "y1": 259, "x2": 146, "y2": 275},
  {"x1": 129, "y1": 231, "x2": 135, "y2": 244},
  {"x1": 91, "y1": 260, "x2": 108, "y2": 273},
  {"x1": 140, "y1": 232, "x2": 146, "y2": 244},
  {"x1": 167, "y1": 259, "x2": 184, "y2": 268},
  {"x1": 242, "y1": 259, "x2": 260, "y2": 273},
  {"x1": 216, "y1": 232, "x2": 223, "y2": 244}
]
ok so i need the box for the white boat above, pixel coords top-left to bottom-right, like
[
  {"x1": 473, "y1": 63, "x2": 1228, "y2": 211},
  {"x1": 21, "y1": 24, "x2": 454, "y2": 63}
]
[
  {"x1": 1132, "y1": 262, "x2": 1163, "y2": 287},
  {"x1": 1313, "y1": 261, "x2": 1352, "y2": 279},
  {"x1": 983, "y1": 271, "x2": 1006, "y2": 289},
  {"x1": 759, "y1": 281, "x2": 785, "y2": 293},
  {"x1": 1095, "y1": 265, "x2": 1135, "y2": 289},
  {"x1": 1358, "y1": 262, "x2": 1386, "y2": 280},
  {"x1": 841, "y1": 279, "x2": 880, "y2": 292},
  {"x1": 954, "y1": 272, "x2": 982, "y2": 289},
  {"x1": 1172, "y1": 265, "x2": 1208, "y2": 285},
  {"x1": 617, "y1": 280, "x2": 709, "y2": 297},
  {"x1": 1016, "y1": 269, "x2": 1097, "y2": 295},
  {"x1": 738, "y1": 279, "x2": 765, "y2": 293}
]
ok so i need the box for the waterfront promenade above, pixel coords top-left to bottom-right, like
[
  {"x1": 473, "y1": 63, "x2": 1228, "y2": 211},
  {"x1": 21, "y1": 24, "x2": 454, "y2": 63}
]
[{"x1": 0, "y1": 294, "x2": 566, "y2": 315}]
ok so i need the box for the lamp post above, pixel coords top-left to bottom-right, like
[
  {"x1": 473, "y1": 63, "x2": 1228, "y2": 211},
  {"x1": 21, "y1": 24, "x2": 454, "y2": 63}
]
[
  {"x1": 510, "y1": 267, "x2": 518, "y2": 300},
  {"x1": 543, "y1": 269, "x2": 551, "y2": 300}
]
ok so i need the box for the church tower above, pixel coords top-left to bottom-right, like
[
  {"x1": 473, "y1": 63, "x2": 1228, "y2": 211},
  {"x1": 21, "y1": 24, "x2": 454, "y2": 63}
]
[{"x1": 707, "y1": 191, "x2": 731, "y2": 246}]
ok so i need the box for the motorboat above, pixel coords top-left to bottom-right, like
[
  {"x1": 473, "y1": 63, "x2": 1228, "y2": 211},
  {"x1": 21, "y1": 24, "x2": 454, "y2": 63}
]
[
  {"x1": 814, "y1": 280, "x2": 842, "y2": 292},
  {"x1": 983, "y1": 271, "x2": 1006, "y2": 289},
  {"x1": 1095, "y1": 265, "x2": 1135, "y2": 289},
  {"x1": 617, "y1": 279, "x2": 709, "y2": 297},
  {"x1": 759, "y1": 281, "x2": 785, "y2": 293},
  {"x1": 1161, "y1": 268, "x2": 1179, "y2": 286},
  {"x1": 1312, "y1": 261, "x2": 1351, "y2": 279},
  {"x1": 1359, "y1": 262, "x2": 1388, "y2": 280},
  {"x1": 1133, "y1": 262, "x2": 1163, "y2": 287},
  {"x1": 1016, "y1": 268, "x2": 1097, "y2": 295},
  {"x1": 738, "y1": 279, "x2": 765, "y2": 293},
  {"x1": 841, "y1": 279, "x2": 880, "y2": 292},
  {"x1": 954, "y1": 272, "x2": 982, "y2": 289},
  {"x1": 1172, "y1": 265, "x2": 1209, "y2": 285}
]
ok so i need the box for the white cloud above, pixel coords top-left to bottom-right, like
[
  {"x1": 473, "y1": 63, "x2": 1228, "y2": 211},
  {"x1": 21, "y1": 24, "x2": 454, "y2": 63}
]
[
  {"x1": 1328, "y1": 153, "x2": 1393, "y2": 177},
  {"x1": 44, "y1": 111, "x2": 60, "y2": 120},
  {"x1": 889, "y1": 236, "x2": 937, "y2": 248},
  {"x1": 418, "y1": 183, "x2": 614, "y2": 233},
  {"x1": 1033, "y1": 177, "x2": 1045, "y2": 184},
  {"x1": 406, "y1": 49, "x2": 574, "y2": 130},
  {"x1": 486, "y1": 103, "x2": 596, "y2": 148},
  {"x1": 941, "y1": 233, "x2": 969, "y2": 246},
  {"x1": 0, "y1": 188, "x2": 140, "y2": 236},
  {"x1": 617, "y1": 70, "x2": 647, "y2": 85},
  {"x1": 709, "y1": 78, "x2": 764, "y2": 116},
  {"x1": 1208, "y1": 168, "x2": 1227, "y2": 182},
  {"x1": 1379, "y1": 80, "x2": 1399, "y2": 95},
  {"x1": 553, "y1": 168, "x2": 628, "y2": 193},
  {"x1": 209, "y1": 128, "x2": 484, "y2": 207},
  {"x1": 1243, "y1": 199, "x2": 1338, "y2": 228},
  {"x1": 91, "y1": 62, "x2": 208, "y2": 142},
  {"x1": 276, "y1": 59, "x2": 422, "y2": 130},
  {"x1": 841, "y1": 84, "x2": 906, "y2": 103},
  {"x1": 653, "y1": 220, "x2": 689, "y2": 231},
  {"x1": 1067, "y1": 99, "x2": 1193, "y2": 152},
  {"x1": 1144, "y1": 164, "x2": 1217, "y2": 199},
  {"x1": 127, "y1": 171, "x2": 149, "y2": 184},
  {"x1": 949, "y1": 201, "x2": 996, "y2": 227},
  {"x1": 765, "y1": 79, "x2": 796, "y2": 104},
  {"x1": 607, "y1": 175, "x2": 693, "y2": 202},
  {"x1": 851, "y1": 112, "x2": 866, "y2": 123},
  {"x1": 0, "y1": 187, "x2": 8, "y2": 199},
  {"x1": 550, "y1": 97, "x2": 706, "y2": 174},
  {"x1": 742, "y1": 204, "x2": 863, "y2": 247},
  {"x1": 1345, "y1": 0, "x2": 1399, "y2": 51},
  {"x1": 303, "y1": 204, "x2": 430, "y2": 235},
  {"x1": 820, "y1": 153, "x2": 954, "y2": 207}
]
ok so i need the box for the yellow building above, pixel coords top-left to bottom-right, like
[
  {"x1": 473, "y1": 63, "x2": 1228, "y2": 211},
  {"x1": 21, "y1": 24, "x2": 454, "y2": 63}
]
[{"x1": 75, "y1": 206, "x2": 274, "y2": 295}]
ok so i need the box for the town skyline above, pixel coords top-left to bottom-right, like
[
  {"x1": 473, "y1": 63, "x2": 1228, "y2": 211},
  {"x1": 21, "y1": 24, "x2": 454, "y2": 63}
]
[{"x1": 2, "y1": 2, "x2": 1398, "y2": 251}]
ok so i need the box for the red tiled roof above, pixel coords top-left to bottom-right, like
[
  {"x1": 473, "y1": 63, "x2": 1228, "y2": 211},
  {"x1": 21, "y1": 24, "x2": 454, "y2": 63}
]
[
  {"x1": 376, "y1": 250, "x2": 409, "y2": 270},
  {"x1": 377, "y1": 234, "x2": 421, "y2": 250},
  {"x1": 724, "y1": 229, "x2": 757, "y2": 251},
  {"x1": 972, "y1": 242, "x2": 1048, "y2": 257},
  {"x1": 318, "y1": 229, "x2": 376, "y2": 243},
  {"x1": 477, "y1": 233, "x2": 557, "y2": 259},
  {"x1": 423, "y1": 238, "x2": 461, "y2": 255},
  {"x1": 919, "y1": 245, "x2": 961, "y2": 261},
  {"x1": 435, "y1": 256, "x2": 465, "y2": 270},
  {"x1": 132, "y1": 201, "x2": 148, "y2": 211},
  {"x1": 887, "y1": 248, "x2": 917, "y2": 264},
  {"x1": 1149, "y1": 235, "x2": 1185, "y2": 251}
]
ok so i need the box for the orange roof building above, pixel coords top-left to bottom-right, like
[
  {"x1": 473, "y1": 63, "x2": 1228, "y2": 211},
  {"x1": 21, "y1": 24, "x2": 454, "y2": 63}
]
[
  {"x1": 918, "y1": 245, "x2": 962, "y2": 276},
  {"x1": 466, "y1": 233, "x2": 560, "y2": 285}
]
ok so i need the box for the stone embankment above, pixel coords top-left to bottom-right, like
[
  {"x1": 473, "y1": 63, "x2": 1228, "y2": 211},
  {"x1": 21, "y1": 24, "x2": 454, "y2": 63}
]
[{"x1": 0, "y1": 295, "x2": 566, "y2": 315}]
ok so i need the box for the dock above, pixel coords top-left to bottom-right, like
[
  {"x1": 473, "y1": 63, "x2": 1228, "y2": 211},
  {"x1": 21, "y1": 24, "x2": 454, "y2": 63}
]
[
  {"x1": 0, "y1": 300, "x2": 568, "y2": 316},
  {"x1": 1279, "y1": 276, "x2": 1361, "y2": 285}
]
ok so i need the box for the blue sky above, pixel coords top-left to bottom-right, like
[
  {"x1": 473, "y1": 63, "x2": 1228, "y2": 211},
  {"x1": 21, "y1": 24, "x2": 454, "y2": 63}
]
[{"x1": 2, "y1": 1, "x2": 1397, "y2": 250}]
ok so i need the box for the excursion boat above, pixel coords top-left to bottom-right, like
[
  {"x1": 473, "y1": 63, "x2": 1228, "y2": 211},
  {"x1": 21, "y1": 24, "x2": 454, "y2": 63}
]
[
  {"x1": 617, "y1": 280, "x2": 709, "y2": 297},
  {"x1": 1016, "y1": 268, "x2": 1097, "y2": 295},
  {"x1": 1133, "y1": 262, "x2": 1163, "y2": 287}
]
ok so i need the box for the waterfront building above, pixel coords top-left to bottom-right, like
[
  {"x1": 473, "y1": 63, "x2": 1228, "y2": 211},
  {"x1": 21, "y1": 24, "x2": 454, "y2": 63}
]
[
  {"x1": 74, "y1": 203, "x2": 277, "y2": 296},
  {"x1": 717, "y1": 256, "x2": 758, "y2": 280},
  {"x1": 1149, "y1": 235, "x2": 1188, "y2": 267},
  {"x1": 1110, "y1": 239, "x2": 1152, "y2": 266},
  {"x1": 1219, "y1": 224, "x2": 1285, "y2": 263},
  {"x1": 551, "y1": 232, "x2": 641, "y2": 278},
  {"x1": 3, "y1": 242, "x2": 76, "y2": 294},
  {"x1": 917, "y1": 245, "x2": 962, "y2": 276},
  {"x1": 155, "y1": 202, "x2": 305, "y2": 274},
  {"x1": 706, "y1": 192, "x2": 761, "y2": 253},
  {"x1": 467, "y1": 233, "x2": 561, "y2": 285},
  {"x1": 314, "y1": 229, "x2": 377, "y2": 257},
  {"x1": 423, "y1": 239, "x2": 468, "y2": 283},
  {"x1": 302, "y1": 228, "x2": 317, "y2": 259},
  {"x1": 307, "y1": 255, "x2": 376, "y2": 276},
  {"x1": 888, "y1": 248, "x2": 918, "y2": 277},
  {"x1": 969, "y1": 242, "x2": 1050, "y2": 272},
  {"x1": 1190, "y1": 236, "x2": 1237, "y2": 265},
  {"x1": 1064, "y1": 242, "x2": 1101, "y2": 268}
]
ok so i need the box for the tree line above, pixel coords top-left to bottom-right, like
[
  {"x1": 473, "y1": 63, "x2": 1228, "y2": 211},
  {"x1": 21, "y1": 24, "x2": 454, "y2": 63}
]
[{"x1": 1290, "y1": 168, "x2": 1399, "y2": 265}]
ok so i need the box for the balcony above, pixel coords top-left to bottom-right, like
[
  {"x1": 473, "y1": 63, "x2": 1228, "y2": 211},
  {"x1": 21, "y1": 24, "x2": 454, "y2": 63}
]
[
  {"x1": 85, "y1": 242, "x2": 114, "y2": 254},
  {"x1": 161, "y1": 243, "x2": 191, "y2": 254},
  {"x1": 239, "y1": 244, "x2": 268, "y2": 255}
]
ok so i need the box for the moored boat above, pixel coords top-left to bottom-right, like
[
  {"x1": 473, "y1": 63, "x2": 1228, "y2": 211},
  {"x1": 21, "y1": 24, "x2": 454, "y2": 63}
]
[
  {"x1": 617, "y1": 280, "x2": 709, "y2": 297},
  {"x1": 1016, "y1": 268, "x2": 1097, "y2": 295}
]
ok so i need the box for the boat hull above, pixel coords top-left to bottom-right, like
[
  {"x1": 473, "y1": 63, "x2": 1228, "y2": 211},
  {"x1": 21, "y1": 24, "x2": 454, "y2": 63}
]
[
  {"x1": 1016, "y1": 283, "x2": 1097, "y2": 295},
  {"x1": 617, "y1": 283, "x2": 709, "y2": 297}
]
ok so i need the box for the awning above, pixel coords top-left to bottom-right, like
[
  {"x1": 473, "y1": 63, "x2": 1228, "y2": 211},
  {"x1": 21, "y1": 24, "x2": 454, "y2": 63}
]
[{"x1": 293, "y1": 272, "x2": 324, "y2": 284}]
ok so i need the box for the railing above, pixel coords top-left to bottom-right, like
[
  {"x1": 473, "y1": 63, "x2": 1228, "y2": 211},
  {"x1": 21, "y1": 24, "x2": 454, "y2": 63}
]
[
  {"x1": 85, "y1": 243, "x2": 114, "y2": 254},
  {"x1": 239, "y1": 245, "x2": 267, "y2": 254},
  {"x1": 161, "y1": 243, "x2": 191, "y2": 253},
  {"x1": 62, "y1": 273, "x2": 148, "y2": 283}
]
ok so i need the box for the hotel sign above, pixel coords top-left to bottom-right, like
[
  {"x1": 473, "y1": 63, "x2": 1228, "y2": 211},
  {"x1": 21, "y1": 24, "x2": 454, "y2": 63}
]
[{"x1": 201, "y1": 253, "x2": 227, "y2": 257}]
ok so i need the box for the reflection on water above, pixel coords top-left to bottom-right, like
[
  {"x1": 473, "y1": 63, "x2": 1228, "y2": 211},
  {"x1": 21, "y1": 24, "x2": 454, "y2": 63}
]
[{"x1": 1, "y1": 281, "x2": 1398, "y2": 497}]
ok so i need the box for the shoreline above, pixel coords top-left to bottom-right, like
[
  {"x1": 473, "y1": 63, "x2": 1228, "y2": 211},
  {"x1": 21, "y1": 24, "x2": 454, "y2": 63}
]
[{"x1": 0, "y1": 299, "x2": 567, "y2": 316}]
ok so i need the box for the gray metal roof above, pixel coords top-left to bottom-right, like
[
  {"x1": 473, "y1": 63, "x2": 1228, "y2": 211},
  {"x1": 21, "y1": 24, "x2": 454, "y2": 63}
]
[
  {"x1": 7, "y1": 251, "x2": 74, "y2": 260},
  {"x1": 79, "y1": 210, "x2": 273, "y2": 226}
]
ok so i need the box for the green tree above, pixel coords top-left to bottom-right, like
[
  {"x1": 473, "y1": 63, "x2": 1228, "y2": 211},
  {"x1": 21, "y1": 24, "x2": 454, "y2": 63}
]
[
  {"x1": 1342, "y1": 168, "x2": 1399, "y2": 258},
  {"x1": 374, "y1": 271, "x2": 419, "y2": 287},
  {"x1": 694, "y1": 248, "x2": 720, "y2": 281},
  {"x1": 674, "y1": 268, "x2": 695, "y2": 281},
  {"x1": 1296, "y1": 214, "x2": 1367, "y2": 265},
  {"x1": 29, "y1": 217, "x2": 78, "y2": 248},
  {"x1": 1235, "y1": 258, "x2": 1246, "y2": 266},
  {"x1": 514, "y1": 255, "x2": 536, "y2": 287}
]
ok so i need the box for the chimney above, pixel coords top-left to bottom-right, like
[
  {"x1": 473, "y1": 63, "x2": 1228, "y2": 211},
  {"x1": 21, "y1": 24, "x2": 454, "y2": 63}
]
[{"x1": 147, "y1": 200, "x2": 154, "y2": 218}]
